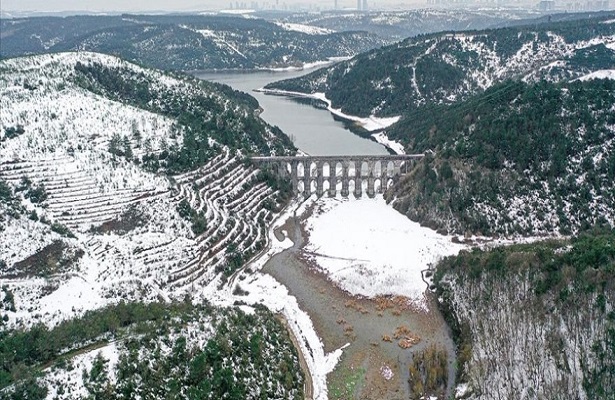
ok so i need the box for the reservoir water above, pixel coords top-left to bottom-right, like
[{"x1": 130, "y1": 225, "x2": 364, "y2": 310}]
[
  {"x1": 197, "y1": 69, "x2": 455, "y2": 399},
  {"x1": 195, "y1": 69, "x2": 388, "y2": 156}
]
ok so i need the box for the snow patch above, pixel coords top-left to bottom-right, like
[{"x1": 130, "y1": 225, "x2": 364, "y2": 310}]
[
  {"x1": 371, "y1": 132, "x2": 406, "y2": 154},
  {"x1": 577, "y1": 69, "x2": 615, "y2": 81},
  {"x1": 303, "y1": 196, "x2": 465, "y2": 308},
  {"x1": 275, "y1": 22, "x2": 335, "y2": 35}
]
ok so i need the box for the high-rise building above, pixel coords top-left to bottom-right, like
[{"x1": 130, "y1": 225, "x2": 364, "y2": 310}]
[
  {"x1": 363, "y1": 0, "x2": 368, "y2": 10},
  {"x1": 357, "y1": 0, "x2": 362, "y2": 9},
  {"x1": 334, "y1": 0, "x2": 338, "y2": 9}
]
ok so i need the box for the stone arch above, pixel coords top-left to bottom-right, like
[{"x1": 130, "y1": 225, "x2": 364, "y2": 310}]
[
  {"x1": 310, "y1": 179, "x2": 317, "y2": 194},
  {"x1": 297, "y1": 162, "x2": 305, "y2": 178},
  {"x1": 386, "y1": 161, "x2": 395, "y2": 177},
  {"x1": 309, "y1": 161, "x2": 318, "y2": 177},
  {"x1": 335, "y1": 161, "x2": 343, "y2": 178},
  {"x1": 348, "y1": 179, "x2": 355, "y2": 196},
  {"x1": 386, "y1": 178, "x2": 394, "y2": 190},
  {"x1": 297, "y1": 180, "x2": 305, "y2": 194},
  {"x1": 360, "y1": 161, "x2": 369, "y2": 177},
  {"x1": 375, "y1": 178, "x2": 382, "y2": 194},
  {"x1": 348, "y1": 160, "x2": 357, "y2": 177},
  {"x1": 322, "y1": 162, "x2": 331, "y2": 178},
  {"x1": 374, "y1": 161, "x2": 382, "y2": 177}
]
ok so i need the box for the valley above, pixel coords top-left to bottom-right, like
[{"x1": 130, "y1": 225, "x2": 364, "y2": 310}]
[{"x1": 1, "y1": 8, "x2": 615, "y2": 400}]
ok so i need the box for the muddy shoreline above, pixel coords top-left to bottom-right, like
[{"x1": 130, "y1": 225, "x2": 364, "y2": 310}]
[{"x1": 262, "y1": 205, "x2": 456, "y2": 399}]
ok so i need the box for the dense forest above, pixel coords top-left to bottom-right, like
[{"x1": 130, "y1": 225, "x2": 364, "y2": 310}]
[
  {"x1": 1, "y1": 301, "x2": 304, "y2": 400},
  {"x1": 433, "y1": 229, "x2": 615, "y2": 399},
  {"x1": 0, "y1": 14, "x2": 386, "y2": 71},
  {"x1": 385, "y1": 78, "x2": 615, "y2": 236},
  {"x1": 266, "y1": 13, "x2": 615, "y2": 118}
]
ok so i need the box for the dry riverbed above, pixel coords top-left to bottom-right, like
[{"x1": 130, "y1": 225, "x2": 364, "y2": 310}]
[{"x1": 263, "y1": 196, "x2": 460, "y2": 399}]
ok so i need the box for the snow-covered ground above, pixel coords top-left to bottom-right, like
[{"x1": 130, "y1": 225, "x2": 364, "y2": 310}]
[
  {"x1": 371, "y1": 131, "x2": 406, "y2": 154},
  {"x1": 578, "y1": 69, "x2": 615, "y2": 81},
  {"x1": 42, "y1": 342, "x2": 121, "y2": 400},
  {"x1": 0, "y1": 53, "x2": 284, "y2": 329},
  {"x1": 303, "y1": 195, "x2": 466, "y2": 308},
  {"x1": 275, "y1": 22, "x2": 335, "y2": 35}
]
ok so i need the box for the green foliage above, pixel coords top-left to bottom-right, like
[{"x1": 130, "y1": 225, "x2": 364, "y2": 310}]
[
  {"x1": 0, "y1": 300, "x2": 208, "y2": 389},
  {"x1": 1, "y1": 285, "x2": 16, "y2": 312},
  {"x1": 50, "y1": 222, "x2": 75, "y2": 238},
  {"x1": 108, "y1": 133, "x2": 133, "y2": 161},
  {"x1": 25, "y1": 184, "x2": 48, "y2": 204},
  {"x1": 82, "y1": 306, "x2": 304, "y2": 400},
  {"x1": 3, "y1": 378, "x2": 48, "y2": 400},
  {"x1": 0, "y1": 180, "x2": 14, "y2": 204},
  {"x1": 257, "y1": 166, "x2": 293, "y2": 206},
  {"x1": 2, "y1": 125, "x2": 25, "y2": 141},
  {"x1": 267, "y1": 13, "x2": 615, "y2": 119},
  {"x1": 176, "y1": 199, "x2": 207, "y2": 236},
  {"x1": 0, "y1": 14, "x2": 384, "y2": 71},
  {"x1": 436, "y1": 231, "x2": 615, "y2": 298},
  {"x1": 73, "y1": 62, "x2": 294, "y2": 173},
  {"x1": 434, "y1": 230, "x2": 615, "y2": 397},
  {"x1": 388, "y1": 78, "x2": 615, "y2": 235}
]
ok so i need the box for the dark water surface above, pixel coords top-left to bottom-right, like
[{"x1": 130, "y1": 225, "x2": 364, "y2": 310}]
[{"x1": 195, "y1": 69, "x2": 389, "y2": 156}]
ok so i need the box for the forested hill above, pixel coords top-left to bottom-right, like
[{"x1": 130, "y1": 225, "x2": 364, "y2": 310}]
[
  {"x1": 433, "y1": 229, "x2": 615, "y2": 399},
  {"x1": 385, "y1": 78, "x2": 615, "y2": 237},
  {"x1": 277, "y1": 8, "x2": 538, "y2": 41},
  {"x1": 265, "y1": 13, "x2": 615, "y2": 119},
  {"x1": 0, "y1": 14, "x2": 387, "y2": 71}
]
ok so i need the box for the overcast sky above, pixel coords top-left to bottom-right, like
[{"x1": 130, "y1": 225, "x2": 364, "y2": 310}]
[{"x1": 2, "y1": 0, "x2": 428, "y2": 13}]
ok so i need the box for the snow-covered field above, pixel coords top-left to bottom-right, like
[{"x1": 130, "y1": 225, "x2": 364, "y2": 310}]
[
  {"x1": 275, "y1": 22, "x2": 335, "y2": 35},
  {"x1": 578, "y1": 69, "x2": 615, "y2": 81},
  {"x1": 303, "y1": 195, "x2": 466, "y2": 308}
]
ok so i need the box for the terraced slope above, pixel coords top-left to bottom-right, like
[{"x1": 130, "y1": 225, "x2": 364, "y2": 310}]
[{"x1": 0, "y1": 53, "x2": 291, "y2": 327}]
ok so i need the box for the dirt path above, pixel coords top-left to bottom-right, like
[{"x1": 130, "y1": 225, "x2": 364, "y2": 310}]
[{"x1": 278, "y1": 315, "x2": 315, "y2": 400}]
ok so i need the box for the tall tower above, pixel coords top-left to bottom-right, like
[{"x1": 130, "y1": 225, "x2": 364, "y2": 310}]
[
  {"x1": 334, "y1": 0, "x2": 338, "y2": 9},
  {"x1": 362, "y1": 0, "x2": 368, "y2": 10},
  {"x1": 357, "y1": 0, "x2": 362, "y2": 10}
]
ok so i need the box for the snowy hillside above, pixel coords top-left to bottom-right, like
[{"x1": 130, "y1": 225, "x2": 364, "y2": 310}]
[
  {"x1": 0, "y1": 52, "x2": 294, "y2": 329},
  {"x1": 266, "y1": 13, "x2": 615, "y2": 119},
  {"x1": 0, "y1": 14, "x2": 387, "y2": 71},
  {"x1": 280, "y1": 8, "x2": 540, "y2": 40},
  {"x1": 385, "y1": 78, "x2": 615, "y2": 237}
]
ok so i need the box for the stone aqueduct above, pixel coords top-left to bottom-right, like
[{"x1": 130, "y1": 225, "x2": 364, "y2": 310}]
[{"x1": 251, "y1": 155, "x2": 424, "y2": 197}]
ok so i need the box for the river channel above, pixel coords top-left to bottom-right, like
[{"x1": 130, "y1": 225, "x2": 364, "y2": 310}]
[{"x1": 197, "y1": 68, "x2": 455, "y2": 399}]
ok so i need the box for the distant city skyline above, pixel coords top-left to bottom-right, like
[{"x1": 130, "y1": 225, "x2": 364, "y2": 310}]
[
  {"x1": 0, "y1": 0, "x2": 536, "y2": 13},
  {"x1": 2, "y1": 0, "x2": 611, "y2": 14}
]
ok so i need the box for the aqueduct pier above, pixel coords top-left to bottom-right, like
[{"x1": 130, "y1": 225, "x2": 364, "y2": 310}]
[{"x1": 251, "y1": 154, "x2": 424, "y2": 197}]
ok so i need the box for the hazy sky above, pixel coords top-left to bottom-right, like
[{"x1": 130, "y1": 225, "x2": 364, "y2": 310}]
[{"x1": 2, "y1": 0, "x2": 427, "y2": 13}]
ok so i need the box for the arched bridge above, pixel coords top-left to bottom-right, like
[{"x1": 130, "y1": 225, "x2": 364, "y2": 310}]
[{"x1": 251, "y1": 154, "x2": 424, "y2": 198}]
